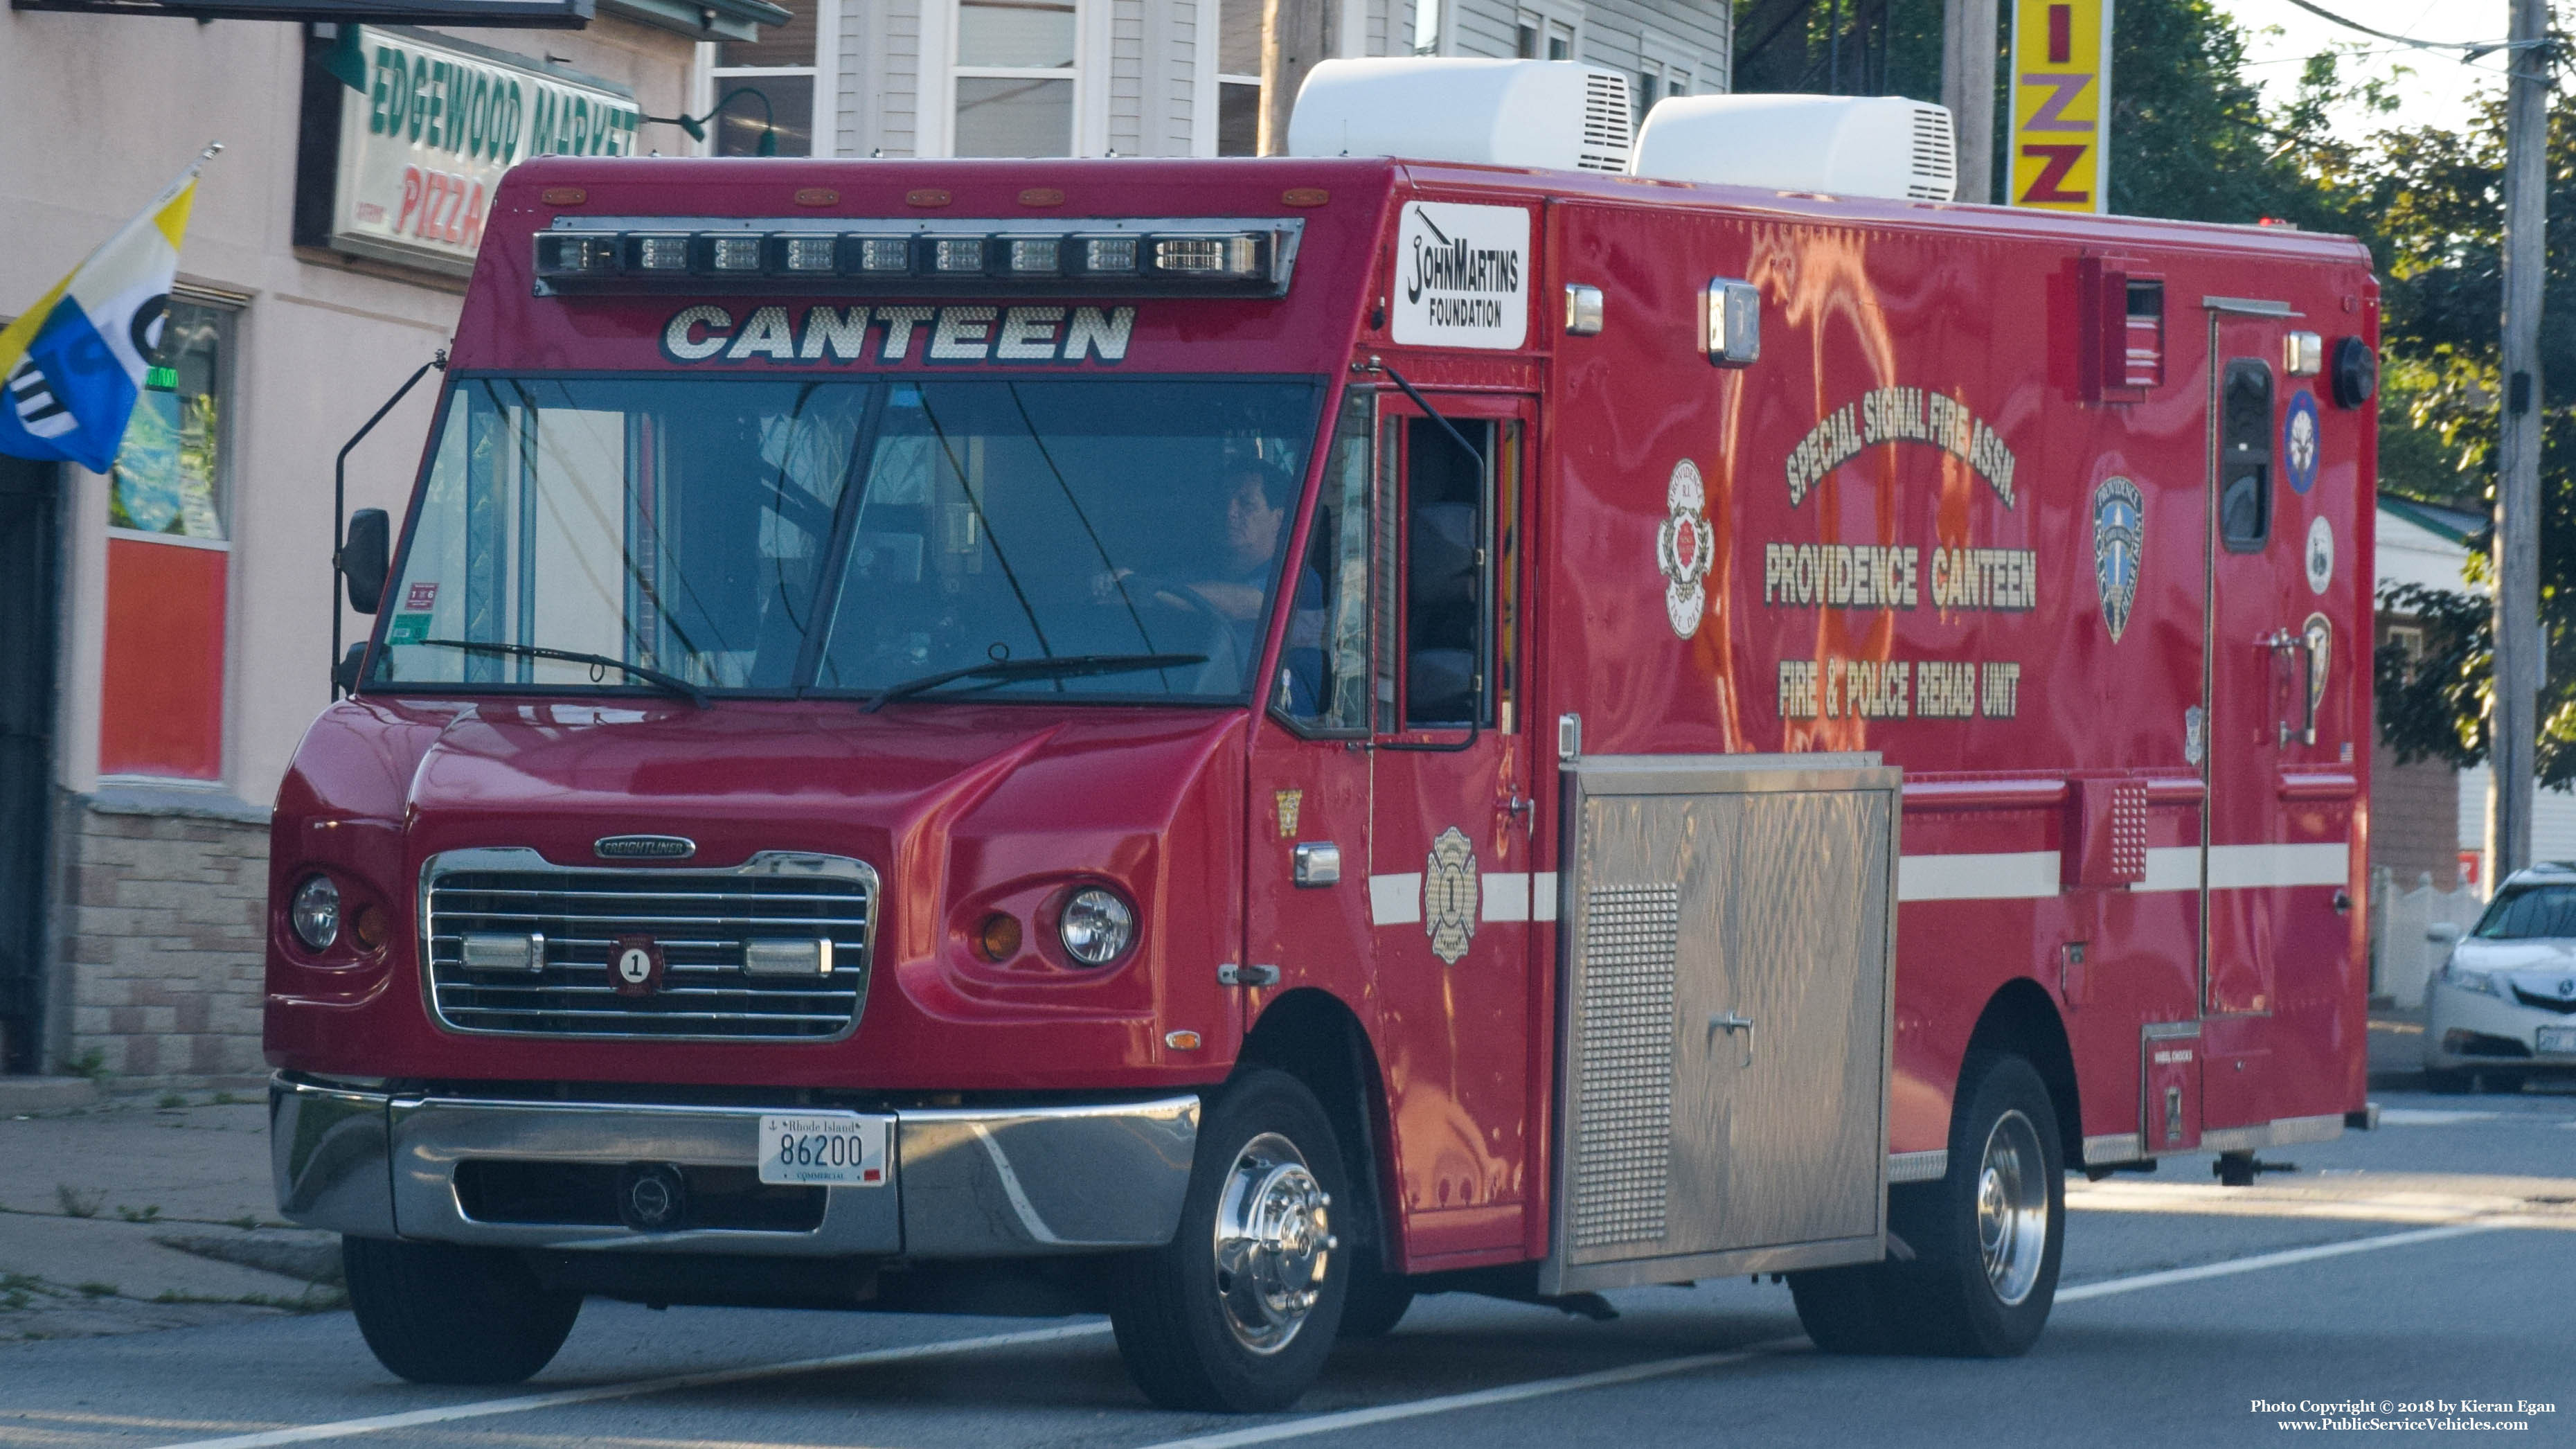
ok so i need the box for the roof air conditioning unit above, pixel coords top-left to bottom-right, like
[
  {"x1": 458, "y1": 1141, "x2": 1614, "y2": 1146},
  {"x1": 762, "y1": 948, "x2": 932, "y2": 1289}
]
[
  {"x1": 1287, "y1": 58, "x2": 1635, "y2": 174},
  {"x1": 1628, "y1": 95, "x2": 1958, "y2": 202}
]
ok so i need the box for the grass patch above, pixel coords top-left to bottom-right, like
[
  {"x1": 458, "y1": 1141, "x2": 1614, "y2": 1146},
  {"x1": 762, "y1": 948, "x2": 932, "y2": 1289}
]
[
  {"x1": 115, "y1": 1204, "x2": 161, "y2": 1224},
  {"x1": 54, "y1": 1184, "x2": 101, "y2": 1218},
  {"x1": 210, "y1": 1091, "x2": 241, "y2": 1106},
  {"x1": 224, "y1": 1214, "x2": 260, "y2": 1230},
  {"x1": 73, "y1": 1282, "x2": 117, "y2": 1299},
  {"x1": 155, "y1": 1092, "x2": 188, "y2": 1110}
]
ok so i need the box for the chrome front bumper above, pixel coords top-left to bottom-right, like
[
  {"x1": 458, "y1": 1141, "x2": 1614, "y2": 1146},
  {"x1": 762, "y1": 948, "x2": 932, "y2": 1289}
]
[{"x1": 271, "y1": 1074, "x2": 1199, "y2": 1258}]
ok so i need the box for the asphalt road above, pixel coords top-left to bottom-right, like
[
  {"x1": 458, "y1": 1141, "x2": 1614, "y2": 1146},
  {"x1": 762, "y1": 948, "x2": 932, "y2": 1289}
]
[{"x1": 3, "y1": 1081, "x2": 2570, "y2": 1449}]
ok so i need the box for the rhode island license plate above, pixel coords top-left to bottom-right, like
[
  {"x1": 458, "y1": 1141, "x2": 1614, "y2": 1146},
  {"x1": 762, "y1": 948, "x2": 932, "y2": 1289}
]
[
  {"x1": 758, "y1": 1113, "x2": 891, "y2": 1186},
  {"x1": 2537, "y1": 1026, "x2": 2576, "y2": 1058}
]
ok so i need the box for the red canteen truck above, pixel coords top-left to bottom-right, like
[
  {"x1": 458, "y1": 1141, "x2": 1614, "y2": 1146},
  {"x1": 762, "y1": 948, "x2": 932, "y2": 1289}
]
[{"x1": 269, "y1": 62, "x2": 2377, "y2": 1410}]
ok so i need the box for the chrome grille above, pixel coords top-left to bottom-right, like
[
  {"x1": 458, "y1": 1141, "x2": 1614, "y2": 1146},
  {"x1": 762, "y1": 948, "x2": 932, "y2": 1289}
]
[{"x1": 422, "y1": 848, "x2": 875, "y2": 1040}]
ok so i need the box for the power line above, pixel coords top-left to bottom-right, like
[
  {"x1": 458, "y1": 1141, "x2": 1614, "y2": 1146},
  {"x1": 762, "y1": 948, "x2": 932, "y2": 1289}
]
[{"x1": 2275, "y1": 0, "x2": 2547, "y2": 58}]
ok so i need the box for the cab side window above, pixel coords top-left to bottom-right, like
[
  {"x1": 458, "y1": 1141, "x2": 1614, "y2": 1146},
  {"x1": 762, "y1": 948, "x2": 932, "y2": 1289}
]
[
  {"x1": 1273, "y1": 390, "x2": 1372, "y2": 734},
  {"x1": 1400, "y1": 416, "x2": 1493, "y2": 729},
  {"x1": 2220, "y1": 358, "x2": 2274, "y2": 551}
]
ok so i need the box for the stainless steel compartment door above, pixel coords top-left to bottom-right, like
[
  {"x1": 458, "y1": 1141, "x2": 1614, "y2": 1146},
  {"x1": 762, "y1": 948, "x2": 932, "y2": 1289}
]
[{"x1": 1554, "y1": 755, "x2": 1897, "y2": 1288}]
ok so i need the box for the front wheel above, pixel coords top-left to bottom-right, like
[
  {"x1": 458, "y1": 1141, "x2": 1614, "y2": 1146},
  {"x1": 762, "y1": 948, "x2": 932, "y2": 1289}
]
[
  {"x1": 342, "y1": 1236, "x2": 580, "y2": 1384},
  {"x1": 1109, "y1": 1069, "x2": 1349, "y2": 1412},
  {"x1": 1887, "y1": 1053, "x2": 2066, "y2": 1358}
]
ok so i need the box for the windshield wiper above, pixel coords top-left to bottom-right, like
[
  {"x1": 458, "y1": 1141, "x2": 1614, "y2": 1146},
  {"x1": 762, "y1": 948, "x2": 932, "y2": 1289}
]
[
  {"x1": 412, "y1": 639, "x2": 710, "y2": 709},
  {"x1": 861, "y1": 653, "x2": 1208, "y2": 713}
]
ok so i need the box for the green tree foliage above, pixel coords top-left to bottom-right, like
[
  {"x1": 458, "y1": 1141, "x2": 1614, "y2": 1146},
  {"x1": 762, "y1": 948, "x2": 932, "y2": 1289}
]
[{"x1": 2368, "y1": 93, "x2": 2576, "y2": 781}]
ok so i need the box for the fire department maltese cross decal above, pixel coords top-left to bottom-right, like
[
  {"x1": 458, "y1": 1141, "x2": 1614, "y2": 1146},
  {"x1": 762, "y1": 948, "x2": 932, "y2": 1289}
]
[
  {"x1": 1422, "y1": 826, "x2": 1480, "y2": 965},
  {"x1": 1656, "y1": 459, "x2": 1715, "y2": 638},
  {"x1": 2092, "y1": 476, "x2": 2144, "y2": 643}
]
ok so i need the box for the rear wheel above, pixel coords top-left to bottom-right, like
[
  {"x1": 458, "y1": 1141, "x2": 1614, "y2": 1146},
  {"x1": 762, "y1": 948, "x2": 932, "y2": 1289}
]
[
  {"x1": 341, "y1": 1236, "x2": 580, "y2": 1385},
  {"x1": 1886, "y1": 1054, "x2": 2065, "y2": 1358},
  {"x1": 1109, "y1": 1069, "x2": 1349, "y2": 1412},
  {"x1": 1787, "y1": 1259, "x2": 1907, "y2": 1353}
]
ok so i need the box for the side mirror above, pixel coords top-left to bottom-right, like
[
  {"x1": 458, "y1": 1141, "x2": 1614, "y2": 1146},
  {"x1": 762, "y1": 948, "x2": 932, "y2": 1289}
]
[
  {"x1": 342, "y1": 508, "x2": 391, "y2": 614},
  {"x1": 2426, "y1": 922, "x2": 2462, "y2": 946},
  {"x1": 333, "y1": 643, "x2": 370, "y2": 696}
]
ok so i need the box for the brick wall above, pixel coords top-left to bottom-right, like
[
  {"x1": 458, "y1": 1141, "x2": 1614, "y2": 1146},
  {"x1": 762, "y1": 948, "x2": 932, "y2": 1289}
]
[
  {"x1": 2370, "y1": 738, "x2": 2460, "y2": 894},
  {"x1": 52, "y1": 786, "x2": 269, "y2": 1083}
]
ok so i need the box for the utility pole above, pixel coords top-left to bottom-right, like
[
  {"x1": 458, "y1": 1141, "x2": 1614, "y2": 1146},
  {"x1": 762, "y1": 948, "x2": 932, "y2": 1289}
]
[
  {"x1": 2489, "y1": 0, "x2": 2550, "y2": 882},
  {"x1": 1258, "y1": 0, "x2": 1330, "y2": 157},
  {"x1": 1942, "y1": 0, "x2": 1998, "y2": 203}
]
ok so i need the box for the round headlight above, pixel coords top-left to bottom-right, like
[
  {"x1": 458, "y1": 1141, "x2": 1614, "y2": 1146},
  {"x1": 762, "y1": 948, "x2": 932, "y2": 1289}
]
[
  {"x1": 1058, "y1": 887, "x2": 1136, "y2": 966},
  {"x1": 290, "y1": 874, "x2": 341, "y2": 952}
]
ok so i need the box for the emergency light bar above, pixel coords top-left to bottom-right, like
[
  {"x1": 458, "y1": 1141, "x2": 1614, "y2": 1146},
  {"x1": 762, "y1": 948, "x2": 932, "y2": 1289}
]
[{"x1": 531, "y1": 217, "x2": 1303, "y2": 299}]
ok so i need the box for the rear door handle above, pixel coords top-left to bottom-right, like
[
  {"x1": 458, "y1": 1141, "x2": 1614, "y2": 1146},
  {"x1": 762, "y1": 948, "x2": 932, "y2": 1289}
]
[{"x1": 1708, "y1": 1011, "x2": 1755, "y2": 1066}]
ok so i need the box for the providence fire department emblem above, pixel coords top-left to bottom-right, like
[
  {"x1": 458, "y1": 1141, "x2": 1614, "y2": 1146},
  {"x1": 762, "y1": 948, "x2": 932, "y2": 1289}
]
[
  {"x1": 1656, "y1": 459, "x2": 1714, "y2": 639},
  {"x1": 1422, "y1": 826, "x2": 1480, "y2": 965},
  {"x1": 2092, "y1": 477, "x2": 2143, "y2": 643}
]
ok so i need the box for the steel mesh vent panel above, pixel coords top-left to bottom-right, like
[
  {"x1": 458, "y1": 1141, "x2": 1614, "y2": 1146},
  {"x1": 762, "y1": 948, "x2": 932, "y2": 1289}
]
[
  {"x1": 424, "y1": 857, "x2": 873, "y2": 1040},
  {"x1": 1570, "y1": 883, "x2": 1680, "y2": 1247},
  {"x1": 1578, "y1": 70, "x2": 1636, "y2": 173},
  {"x1": 1906, "y1": 103, "x2": 1958, "y2": 200}
]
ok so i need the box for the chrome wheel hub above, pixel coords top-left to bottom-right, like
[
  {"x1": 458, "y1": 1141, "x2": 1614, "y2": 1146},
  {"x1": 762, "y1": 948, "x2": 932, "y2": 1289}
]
[
  {"x1": 1975, "y1": 1108, "x2": 2048, "y2": 1306},
  {"x1": 1211, "y1": 1131, "x2": 1334, "y2": 1353}
]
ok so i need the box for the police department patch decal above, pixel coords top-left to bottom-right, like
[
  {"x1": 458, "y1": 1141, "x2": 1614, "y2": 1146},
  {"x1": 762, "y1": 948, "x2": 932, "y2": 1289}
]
[
  {"x1": 2092, "y1": 477, "x2": 2144, "y2": 643},
  {"x1": 2284, "y1": 391, "x2": 2321, "y2": 495},
  {"x1": 1422, "y1": 826, "x2": 1479, "y2": 966},
  {"x1": 1656, "y1": 459, "x2": 1714, "y2": 639}
]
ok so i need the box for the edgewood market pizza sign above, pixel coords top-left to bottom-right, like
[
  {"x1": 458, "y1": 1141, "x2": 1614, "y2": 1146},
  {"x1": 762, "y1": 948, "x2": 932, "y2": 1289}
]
[{"x1": 328, "y1": 26, "x2": 642, "y2": 276}]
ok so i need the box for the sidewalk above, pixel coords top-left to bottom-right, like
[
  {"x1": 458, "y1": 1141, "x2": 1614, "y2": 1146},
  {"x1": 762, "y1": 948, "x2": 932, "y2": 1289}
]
[{"x1": 0, "y1": 1086, "x2": 343, "y2": 1343}]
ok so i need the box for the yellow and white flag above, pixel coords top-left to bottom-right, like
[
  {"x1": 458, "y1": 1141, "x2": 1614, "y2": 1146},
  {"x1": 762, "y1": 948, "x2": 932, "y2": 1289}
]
[{"x1": 0, "y1": 147, "x2": 215, "y2": 470}]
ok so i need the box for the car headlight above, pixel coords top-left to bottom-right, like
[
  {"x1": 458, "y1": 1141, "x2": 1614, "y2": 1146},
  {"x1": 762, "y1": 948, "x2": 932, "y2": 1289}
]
[
  {"x1": 290, "y1": 874, "x2": 341, "y2": 952},
  {"x1": 2440, "y1": 954, "x2": 2505, "y2": 997},
  {"x1": 1059, "y1": 887, "x2": 1136, "y2": 966}
]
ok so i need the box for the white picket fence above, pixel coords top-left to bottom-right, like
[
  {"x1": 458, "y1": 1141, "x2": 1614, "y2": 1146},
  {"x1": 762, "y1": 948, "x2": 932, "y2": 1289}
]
[{"x1": 2368, "y1": 867, "x2": 2485, "y2": 1007}]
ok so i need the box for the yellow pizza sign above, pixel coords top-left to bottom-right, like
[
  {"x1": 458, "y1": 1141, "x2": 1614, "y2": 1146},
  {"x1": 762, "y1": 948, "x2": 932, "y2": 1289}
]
[{"x1": 2009, "y1": 0, "x2": 2111, "y2": 212}]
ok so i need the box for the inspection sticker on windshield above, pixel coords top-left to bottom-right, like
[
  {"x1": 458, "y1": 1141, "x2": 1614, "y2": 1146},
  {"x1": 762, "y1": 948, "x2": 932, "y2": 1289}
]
[
  {"x1": 388, "y1": 613, "x2": 433, "y2": 643},
  {"x1": 759, "y1": 1113, "x2": 891, "y2": 1186}
]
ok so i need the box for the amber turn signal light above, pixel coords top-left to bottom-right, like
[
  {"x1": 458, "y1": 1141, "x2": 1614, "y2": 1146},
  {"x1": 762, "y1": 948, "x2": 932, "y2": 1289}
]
[
  {"x1": 976, "y1": 912, "x2": 1023, "y2": 962},
  {"x1": 351, "y1": 904, "x2": 388, "y2": 952}
]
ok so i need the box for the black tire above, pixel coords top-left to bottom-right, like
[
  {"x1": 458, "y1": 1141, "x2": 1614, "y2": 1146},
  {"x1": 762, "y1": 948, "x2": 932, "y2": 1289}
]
[
  {"x1": 1787, "y1": 1259, "x2": 1908, "y2": 1354},
  {"x1": 1337, "y1": 1255, "x2": 1415, "y2": 1340},
  {"x1": 1109, "y1": 1069, "x2": 1350, "y2": 1412},
  {"x1": 342, "y1": 1236, "x2": 581, "y2": 1385},
  {"x1": 2424, "y1": 1067, "x2": 2473, "y2": 1094},
  {"x1": 1886, "y1": 1054, "x2": 2066, "y2": 1358},
  {"x1": 2215, "y1": 1152, "x2": 2258, "y2": 1188}
]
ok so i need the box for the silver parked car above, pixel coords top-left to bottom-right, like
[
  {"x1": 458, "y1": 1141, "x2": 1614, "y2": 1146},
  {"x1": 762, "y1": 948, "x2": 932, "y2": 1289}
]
[{"x1": 2423, "y1": 863, "x2": 2576, "y2": 1092}]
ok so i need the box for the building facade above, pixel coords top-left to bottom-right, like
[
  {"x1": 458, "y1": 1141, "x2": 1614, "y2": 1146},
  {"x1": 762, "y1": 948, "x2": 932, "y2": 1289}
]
[
  {"x1": 0, "y1": 4, "x2": 763, "y2": 1081},
  {"x1": 697, "y1": 0, "x2": 1730, "y2": 163}
]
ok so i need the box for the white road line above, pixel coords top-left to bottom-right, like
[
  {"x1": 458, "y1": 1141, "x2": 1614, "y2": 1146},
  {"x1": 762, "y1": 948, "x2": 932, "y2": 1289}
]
[
  {"x1": 141, "y1": 1324, "x2": 1111, "y2": 1449},
  {"x1": 1137, "y1": 1225, "x2": 2515, "y2": 1449},
  {"x1": 146, "y1": 1224, "x2": 2512, "y2": 1449},
  {"x1": 1132, "y1": 1342, "x2": 1798, "y2": 1449},
  {"x1": 2055, "y1": 1223, "x2": 2503, "y2": 1302}
]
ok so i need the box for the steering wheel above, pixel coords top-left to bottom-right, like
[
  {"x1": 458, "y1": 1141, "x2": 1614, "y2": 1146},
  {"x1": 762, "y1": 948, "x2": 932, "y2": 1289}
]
[{"x1": 1119, "y1": 576, "x2": 1248, "y2": 693}]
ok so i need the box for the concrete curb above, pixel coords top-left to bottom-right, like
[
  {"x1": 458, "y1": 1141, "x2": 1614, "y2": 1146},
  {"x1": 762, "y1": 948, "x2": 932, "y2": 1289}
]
[{"x1": 0, "y1": 1078, "x2": 100, "y2": 1114}]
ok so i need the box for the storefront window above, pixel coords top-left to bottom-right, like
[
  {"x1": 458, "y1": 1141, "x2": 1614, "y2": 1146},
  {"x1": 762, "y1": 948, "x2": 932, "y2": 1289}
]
[
  {"x1": 108, "y1": 298, "x2": 230, "y2": 542},
  {"x1": 100, "y1": 293, "x2": 235, "y2": 782},
  {"x1": 713, "y1": 3, "x2": 820, "y2": 156},
  {"x1": 954, "y1": 0, "x2": 1077, "y2": 156}
]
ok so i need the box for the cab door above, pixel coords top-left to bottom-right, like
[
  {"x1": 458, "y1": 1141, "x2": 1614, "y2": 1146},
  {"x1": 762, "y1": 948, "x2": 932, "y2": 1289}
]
[{"x1": 1366, "y1": 392, "x2": 1537, "y2": 1266}]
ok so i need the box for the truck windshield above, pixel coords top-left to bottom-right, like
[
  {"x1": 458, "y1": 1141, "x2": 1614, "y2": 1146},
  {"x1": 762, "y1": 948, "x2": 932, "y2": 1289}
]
[{"x1": 370, "y1": 375, "x2": 1323, "y2": 703}]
